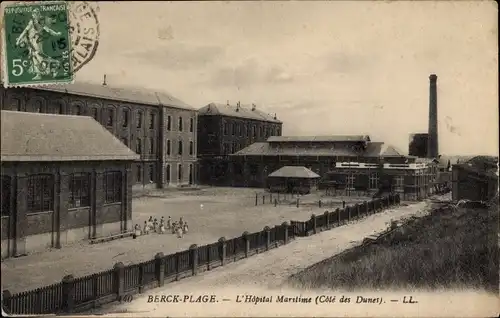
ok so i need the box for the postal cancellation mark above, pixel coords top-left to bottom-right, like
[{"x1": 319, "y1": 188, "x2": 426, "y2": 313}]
[
  {"x1": 3, "y1": 2, "x2": 73, "y2": 86},
  {"x1": 68, "y1": 2, "x2": 99, "y2": 72}
]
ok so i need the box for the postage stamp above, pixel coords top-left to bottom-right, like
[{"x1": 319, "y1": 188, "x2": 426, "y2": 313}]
[{"x1": 2, "y1": 2, "x2": 73, "y2": 87}]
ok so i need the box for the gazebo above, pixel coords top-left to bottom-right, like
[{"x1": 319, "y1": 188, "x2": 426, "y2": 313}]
[{"x1": 267, "y1": 166, "x2": 320, "y2": 194}]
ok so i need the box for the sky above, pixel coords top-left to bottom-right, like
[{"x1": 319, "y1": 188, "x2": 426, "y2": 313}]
[{"x1": 72, "y1": 1, "x2": 498, "y2": 156}]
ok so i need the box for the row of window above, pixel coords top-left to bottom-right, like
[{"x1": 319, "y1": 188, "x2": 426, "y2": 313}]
[
  {"x1": 8, "y1": 98, "x2": 196, "y2": 133},
  {"x1": 166, "y1": 140, "x2": 195, "y2": 156},
  {"x1": 223, "y1": 121, "x2": 281, "y2": 138},
  {"x1": 0, "y1": 172, "x2": 122, "y2": 216},
  {"x1": 135, "y1": 164, "x2": 194, "y2": 184},
  {"x1": 222, "y1": 142, "x2": 246, "y2": 155}
]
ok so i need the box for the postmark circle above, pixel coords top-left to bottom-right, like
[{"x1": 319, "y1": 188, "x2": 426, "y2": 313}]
[{"x1": 68, "y1": 2, "x2": 100, "y2": 72}]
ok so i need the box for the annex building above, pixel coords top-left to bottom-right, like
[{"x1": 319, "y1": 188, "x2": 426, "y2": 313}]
[
  {"x1": 452, "y1": 156, "x2": 498, "y2": 202},
  {"x1": 230, "y1": 135, "x2": 440, "y2": 200},
  {"x1": 0, "y1": 81, "x2": 198, "y2": 190},
  {"x1": 197, "y1": 101, "x2": 283, "y2": 185},
  {"x1": 1, "y1": 111, "x2": 139, "y2": 259}
]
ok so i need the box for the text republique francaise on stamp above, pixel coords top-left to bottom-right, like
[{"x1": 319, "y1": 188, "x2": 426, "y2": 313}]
[{"x1": 1, "y1": 1, "x2": 99, "y2": 87}]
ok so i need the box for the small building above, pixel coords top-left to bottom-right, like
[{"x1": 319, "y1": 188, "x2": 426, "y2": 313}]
[
  {"x1": 452, "y1": 156, "x2": 498, "y2": 202},
  {"x1": 1, "y1": 111, "x2": 139, "y2": 259},
  {"x1": 267, "y1": 166, "x2": 320, "y2": 194}
]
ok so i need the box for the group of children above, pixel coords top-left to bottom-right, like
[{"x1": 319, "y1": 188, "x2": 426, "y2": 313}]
[{"x1": 133, "y1": 216, "x2": 189, "y2": 239}]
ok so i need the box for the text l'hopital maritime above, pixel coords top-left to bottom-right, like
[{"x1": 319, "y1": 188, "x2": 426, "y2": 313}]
[{"x1": 5, "y1": 5, "x2": 66, "y2": 15}]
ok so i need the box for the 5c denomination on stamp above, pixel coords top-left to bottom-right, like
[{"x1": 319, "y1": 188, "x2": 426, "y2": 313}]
[{"x1": 2, "y1": 2, "x2": 73, "y2": 87}]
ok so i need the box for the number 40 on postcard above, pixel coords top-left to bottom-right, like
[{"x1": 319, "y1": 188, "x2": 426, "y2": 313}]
[{"x1": 2, "y1": 2, "x2": 73, "y2": 87}]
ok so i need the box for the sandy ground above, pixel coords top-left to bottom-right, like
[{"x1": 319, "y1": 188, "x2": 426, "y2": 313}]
[
  {"x1": 88, "y1": 199, "x2": 458, "y2": 317},
  {"x1": 1, "y1": 187, "x2": 368, "y2": 293}
]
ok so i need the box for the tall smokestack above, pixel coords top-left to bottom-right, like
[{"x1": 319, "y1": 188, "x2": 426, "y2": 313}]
[{"x1": 427, "y1": 74, "x2": 438, "y2": 158}]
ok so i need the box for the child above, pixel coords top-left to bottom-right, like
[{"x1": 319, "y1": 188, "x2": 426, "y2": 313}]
[
  {"x1": 183, "y1": 222, "x2": 189, "y2": 234},
  {"x1": 143, "y1": 221, "x2": 150, "y2": 235},
  {"x1": 176, "y1": 225, "x2": 183, "y2": 238},
  {"x1": 153, "y1": 218, "x2": 158, "y2": 233},
  {"x1": 166, "y1": 216, "x2": 172, "y2": 229}
]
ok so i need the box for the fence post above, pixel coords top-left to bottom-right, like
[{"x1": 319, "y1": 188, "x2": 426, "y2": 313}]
[
  {"x1": 62, "y1": 274, "x2": 75, "y2": 313},
  {"x1": 189, "y1": 244, "x2": 198, "y2": 276},
  {"x1": 113, "y1": 262, "x2": 125, "y2": 301},
  {"x1": 274, "y1": 198, "x2": 277, "y2": 207},
  {"x1": 255, "y1": 193, "x2": 258, "y2": 206},
  {"x1": 324, "y1": 211, "x2": 330, "y2": 230},
  {"x1": 242, "y1": 231, "x2": 250, "y2": 257},
  {"x1": 2, "y1": 290, "x2": 11, "y2": 315},
  {"x1": 175, "y1": 252, "x2": 181, "y2": 281},
  {"x1": 311, "y1": 214, "x2": 317, "y2": 235},
  {"x1": 218, "y1": 237, "x2": 226, "y2": 266},
  {"x1": 319, "y1": 200, "x2": 322, "y2": 208},
  {"x1": 155, "y1": 252, "x2": 165, "y2": 287},
  {"x1": 264, "y1": 226, "x2": 271, "y2": 250},
  {"x1": 296, "y1": 198, "x2": 299, "y2": 208},
  {"x1": 363, "y1": 201, "x2": 368, "y2": 215},
  {"x1": 138, "y1": 262, "x2": 145, "y2": 293},
  {"x1": 269, "y1": 193, "x2": 272, "y2": 202},
  {"x1": 262, "y1": 195, "x2": 265, "y2": 204},
  {"x1": 347, "y1": 207, "x2": 351, "y2": 222},
  {"x1": 356, "y1": 204, "x2": 361, "y2": 219},
  {"x1": 281, "y1": 222, "x2": 289, "y2": 244}
]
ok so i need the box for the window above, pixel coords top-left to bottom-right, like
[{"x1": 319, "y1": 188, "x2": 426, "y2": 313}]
[
  {"x1": 223, "y1": 143, "x2": 229, "y2": 155},
  {"x1": 122, "y1": 109, "x2": 129, "y2": 127},
  {"x1": 166, "y1": 164, "x2": 171, "y2": 184},
  {"x1": 27, "y1": 174, "x2": 54, "y2": 213},
  {"x1": 69, "y1": 173, "x2": 90, "y2": 209},
  {"x1": 104, "y1": 171, "x2": 122, "y2": 203},
  {"x1": 231, "y1": 143, "x2": 235, "y2": 154},
  {"x1": 136, "y1": 138, "x2": 142, "y2": 154},
  {"x1": 369, "y1": 173, "x2": 379, "y2": 190},
  {"x1": 232, "y1": 123, "x2": 236, "y2": 136},
  {"x1": 136, "y1": 165, "x2": 142, "y2": 182},
  {"x1": 189, "y1": 141, "x2": 194, "y2": 155},
  {"x1": 33, "y1": 100, "x2": 42, "y2": 113},
  {"x1": 167, "y1": 140, "x2": 171, "y2": 155},
  {"x1": 178, "y1": 116, "x2": 183, "y2": 131},
  {"x1": 224, "y1": 122, "x2": 228, "y2": 135},
  {"x1": 149, "y1": 113, "x2": 155, "y2": 129},
  {"x1": 189, "y1": 117, "x2": 194, "y2": 132},
  {"x1": 347, "y1": 175, "x2": 356, "y2": 190},
  {"x1": 395, "y1": 176, "x2": 404, "y2": 191},
  {"x1": 238, "y1": 124, "x2": 242, "y2": 136},
  {"x1": 148, "y1": 165, "x2": 154, "y2": 182},
  {"x1": 51, "y1": 101, "x2": 63, "y2": 114},
  {"x1": 10, "y1": 98, "x2": 21, "y2": 111},
  {"x1": 252, "y1": 125, "x2": 256, "y2": 138},
  {"x1": 106, "y1": 108, "x2": 114, "y2": 126},
  {"x1": 189, "y1": 164, "x2": 193, "y2": 185},
  {"x1": 1, "y1": 176, "x2": 11, "y2": 216},
  {"x1": 137, "y1": 111, "x2": 143, "y2": 128},
  {"x1": 73, "y1": 105, "x2": 82, "y2": 116},
  {"x1": 167, "y1": 116, "x2": 172, "y2": 131},
  {"x1": 91, "y1": 108, "x2": 98, "y2": 120},
  {"x1": 178, "y1": 164, "x2": 183, "y2": 182},
  {"x1": 149, "y1": 137, "x2": 154, "y2": 154},
  {"x1": 259, "y1": 126, "x2": 263, "y2": 138},
  {"x1": 178, "y1": 140, "x2": 183, "y2": 155},
  {"x1": 245, "y1": 124, "x2": 249, "y2": 137}
]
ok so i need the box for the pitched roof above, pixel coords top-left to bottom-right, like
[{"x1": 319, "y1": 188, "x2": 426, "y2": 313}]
[
  {"x1": 33, "y1": 82, "x2": 195, "y2": 110},
  {"x1": 268, "y1": 166, "x2": 320, "y2": 179},
  {"x1": 197, "y1": 103, "x2": 282, "y2": 123},
  {"x1": 267, "y1": 135, "x2": 371, "y2": 143},
  {"x1": 232, "y1": 141, "x2": 405, "y2": 158},
  {"x1": 454, "y1": 155, "x2": 499, "y2": 180},
  {"x1": 1, "y1": 111, "x2": 140, "y2": 162}
]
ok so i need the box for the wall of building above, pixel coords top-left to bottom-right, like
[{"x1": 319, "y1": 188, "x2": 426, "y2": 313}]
[
  {"x1": 1, "y1": 87, "x2": 198, "y2": 189},
  {"x1": 1, "y1": 160, "x2": 133, "y2": 259},
  {"x1": 452, "y1": 167, "x2": 498, "y2": 202}
]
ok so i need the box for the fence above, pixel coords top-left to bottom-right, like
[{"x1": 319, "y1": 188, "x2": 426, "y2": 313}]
[
  {"x1": 2, "y1": 194, "x2": 400, "y2": 315},
  {"x1": 253, "y1": 191, "x2": 378, "y2": 209}
]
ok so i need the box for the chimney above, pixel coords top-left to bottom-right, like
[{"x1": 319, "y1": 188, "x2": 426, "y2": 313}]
[
  {"x1": 227, "y1": 100, "x2": 229, "y2": 106},
  {"x1": 274, "y1": 113, "x2": 277, "y2": 120},
  {"x1": 102, "y1": 74, "x2": 107, "y2": 86},
  {"x1": 427, "y1": 74, "x2": 438, "y2": 159},
  {"x1": 252, "y1": 103, "x2": 256, "y2": 111},
  {"x1": 236, "y1": 101, "x2": 240, "y2": 112}
]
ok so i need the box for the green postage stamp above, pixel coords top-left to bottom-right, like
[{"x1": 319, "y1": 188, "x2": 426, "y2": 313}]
[{"x1": 2, "y1": 2, "x2": 73, "y2": 87}]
